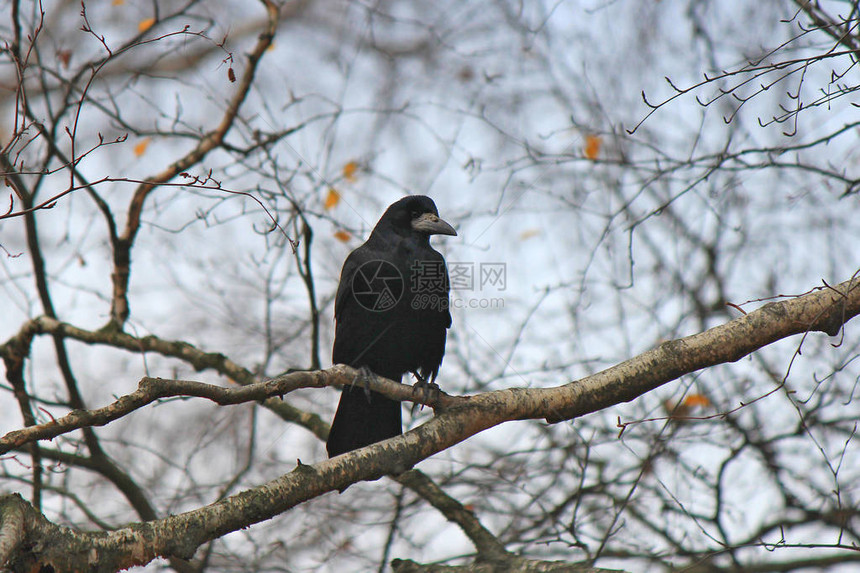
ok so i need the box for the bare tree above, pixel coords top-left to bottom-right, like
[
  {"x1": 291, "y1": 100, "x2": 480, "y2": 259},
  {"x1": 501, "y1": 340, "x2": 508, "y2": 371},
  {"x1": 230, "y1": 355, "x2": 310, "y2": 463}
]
[{"x1": 1, "y1": 1, "x2": 860, "y2": 571}]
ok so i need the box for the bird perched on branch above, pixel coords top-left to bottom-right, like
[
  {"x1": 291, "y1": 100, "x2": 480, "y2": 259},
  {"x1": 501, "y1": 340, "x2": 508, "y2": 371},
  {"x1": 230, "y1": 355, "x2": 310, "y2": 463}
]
[{"x1": 326, "y1": 196, "x2": 457, "y2": 458}]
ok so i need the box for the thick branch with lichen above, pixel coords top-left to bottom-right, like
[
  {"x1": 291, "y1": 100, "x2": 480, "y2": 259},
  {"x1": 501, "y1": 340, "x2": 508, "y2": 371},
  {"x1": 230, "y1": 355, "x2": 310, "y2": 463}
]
[{"x1": 0, "y1": 274, "x2": 857, "y2": 571}]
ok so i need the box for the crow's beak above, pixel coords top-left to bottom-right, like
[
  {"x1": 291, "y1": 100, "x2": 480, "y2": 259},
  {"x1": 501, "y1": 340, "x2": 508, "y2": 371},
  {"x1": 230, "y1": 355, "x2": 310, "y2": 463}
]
[{"x1": 412, "y1": 213, "x2": 457, "y2": 236}]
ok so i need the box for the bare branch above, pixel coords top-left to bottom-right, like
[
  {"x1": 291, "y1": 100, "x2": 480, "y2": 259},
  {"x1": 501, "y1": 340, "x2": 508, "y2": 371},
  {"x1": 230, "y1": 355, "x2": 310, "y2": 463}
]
[
  {"x1": 110, "y1": 0, "x2": 282, "y2": 328},
  {"x1": 3, "y1": 272, "x2": 860, "y2": 569}
]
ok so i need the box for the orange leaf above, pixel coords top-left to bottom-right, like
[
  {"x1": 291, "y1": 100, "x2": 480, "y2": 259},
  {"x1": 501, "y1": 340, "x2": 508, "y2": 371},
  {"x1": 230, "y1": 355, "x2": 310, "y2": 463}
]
[
  {"x1": 112, "y1": 0, "x2": 125, "y2": 4},
  {"x1": 333, "y1": 230, "x2": 351, "y2": 242},
  {"x1": 683, "y1": 394, "x2": 711, "y2": 408},
  {"x1": 663, "y1": 399, "x2": 691, "y2": 420},
  {"x1": 519, "y1": 228, "x2": 540, "y2": 240},
  {"x1": 57, "y1": 50, "x2": 72, "y2": 68},
  {"x1": 324, "y1": 188, "x2": 341, "y2": 211},
  {"x1": 342, "y1": 161, "x2": 359, "y2": 182},
  {"x1": 138, "y1": 18, "x2": 155, "y2": 33},
  {"x1": 584, "y1": 134, "x2": 602, "y2": 160},
  {"x1": 133, "y1": 138, "x2": 151, "y2": 157}
]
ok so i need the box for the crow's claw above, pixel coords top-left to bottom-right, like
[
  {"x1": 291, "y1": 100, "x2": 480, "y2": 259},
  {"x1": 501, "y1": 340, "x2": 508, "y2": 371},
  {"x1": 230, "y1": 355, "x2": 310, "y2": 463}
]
[
  {"x1": 347, "y1": 365, "x2": 376, "y2": 401},
  {"x1": 411, "y1": 372, "x2": 441, "y2": 413}
]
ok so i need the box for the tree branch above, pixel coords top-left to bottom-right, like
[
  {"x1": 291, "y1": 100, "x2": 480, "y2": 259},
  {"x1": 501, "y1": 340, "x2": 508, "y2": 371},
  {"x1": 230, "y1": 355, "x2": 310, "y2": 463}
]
[
  {"x1": 110, "y1": 0, "x2": 281, "y2": 328},
  {"x1": 2, "y1": 273, "x2": 859, "y2": 570},
  {"x1": 0, "y1": 315, "x2": 330, "y2": 440}
]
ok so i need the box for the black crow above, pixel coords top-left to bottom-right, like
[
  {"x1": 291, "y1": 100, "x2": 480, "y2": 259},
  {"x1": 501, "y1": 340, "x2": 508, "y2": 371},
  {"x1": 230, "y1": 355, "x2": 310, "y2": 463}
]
[{"x1": 326, "y1": 196, "x2": 456, "y2": 457}]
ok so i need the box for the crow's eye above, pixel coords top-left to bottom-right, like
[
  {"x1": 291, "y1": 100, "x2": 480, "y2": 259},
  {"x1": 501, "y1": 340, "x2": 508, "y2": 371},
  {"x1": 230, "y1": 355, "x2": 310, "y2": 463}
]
[{"x1": 411, "y1": 210, "x2": 421, "y2": 219}]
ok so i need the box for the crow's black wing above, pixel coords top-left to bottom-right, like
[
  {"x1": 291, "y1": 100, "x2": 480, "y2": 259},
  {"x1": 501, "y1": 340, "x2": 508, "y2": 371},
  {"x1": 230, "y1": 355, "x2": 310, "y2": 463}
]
[{"x1": 328, "y1": 241, "x2": 406, "y2": 458}]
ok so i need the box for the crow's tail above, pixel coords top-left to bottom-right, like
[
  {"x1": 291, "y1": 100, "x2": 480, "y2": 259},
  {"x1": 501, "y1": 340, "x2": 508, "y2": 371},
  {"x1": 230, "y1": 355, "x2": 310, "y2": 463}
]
[{"x1": 326, "y1": 387, "x2": 402, "y2": 457}]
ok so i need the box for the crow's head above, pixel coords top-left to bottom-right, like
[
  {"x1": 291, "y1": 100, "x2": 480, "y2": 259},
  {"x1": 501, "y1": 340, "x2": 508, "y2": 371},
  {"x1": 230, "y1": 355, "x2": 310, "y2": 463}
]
[{"x1": 375, "y1": 195, "x2": 457, "y2": 238}]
